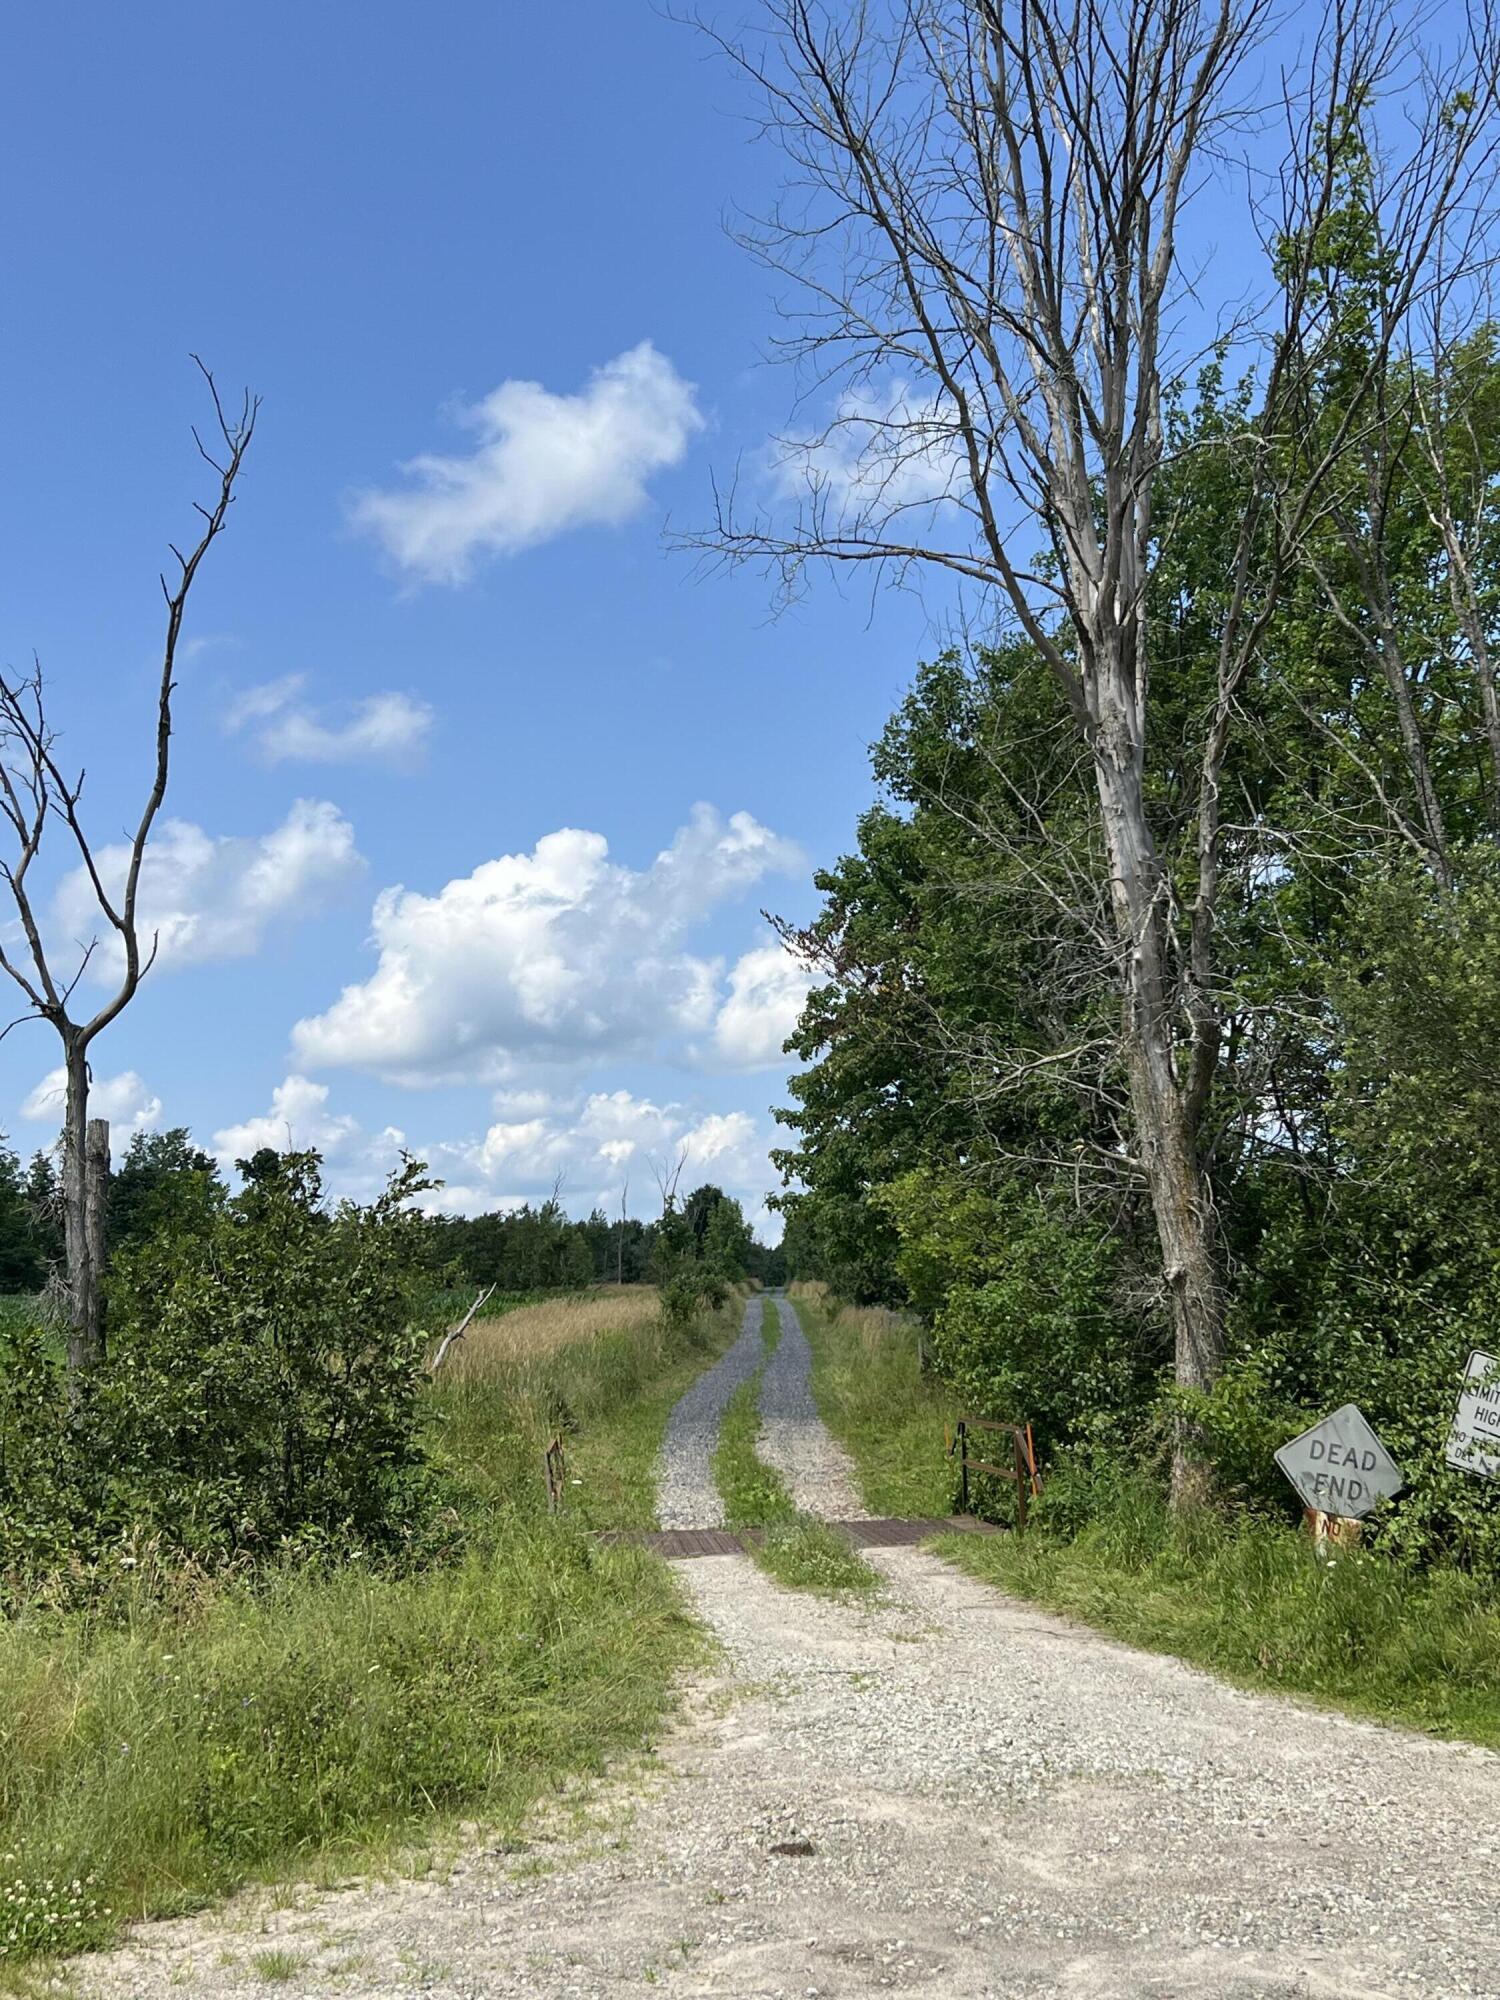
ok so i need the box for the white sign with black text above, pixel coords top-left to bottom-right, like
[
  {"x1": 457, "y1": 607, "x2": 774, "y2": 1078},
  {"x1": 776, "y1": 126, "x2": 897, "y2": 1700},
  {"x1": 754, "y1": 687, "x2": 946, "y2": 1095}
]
[
  {"x1": 1447, "y1": 1349, "x2": 1500, "y2": 1481},
  {"x1": 1274, "y1": 1403, "x2": 1404, "y2": 1520}
]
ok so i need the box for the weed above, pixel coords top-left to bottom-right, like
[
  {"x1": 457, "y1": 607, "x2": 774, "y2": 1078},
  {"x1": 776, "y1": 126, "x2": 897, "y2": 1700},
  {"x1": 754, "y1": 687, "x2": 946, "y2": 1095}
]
[
  {"x1": 714, "y1": 1377, "x2": 797, "y2": 1529},
  {"x1": 757, "y1": 1519, "x2": 880, "y2": 1596},
  {"x1": 712, "y1": 1323, "x2": 878, "y2": 1596},
  {"x1": 251, "y1": 1950, "x2": 300, "y2": 1983}
]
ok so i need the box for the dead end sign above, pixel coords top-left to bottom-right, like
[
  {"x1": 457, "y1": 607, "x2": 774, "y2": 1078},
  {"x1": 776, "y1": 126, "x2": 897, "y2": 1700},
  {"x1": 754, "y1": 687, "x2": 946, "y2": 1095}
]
[{"x1": 1274, "y1": 1403, "x2": 1404, "y2": 1520}]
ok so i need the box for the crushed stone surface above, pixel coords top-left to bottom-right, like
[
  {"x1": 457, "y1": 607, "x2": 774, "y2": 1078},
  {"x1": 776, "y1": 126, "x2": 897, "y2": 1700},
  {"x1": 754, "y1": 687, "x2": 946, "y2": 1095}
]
[
  {"x1": 653, "y1": 1295, "x2": 763, "y2": 1529},
  {"x1": 756, "y1": 1294, "x2": 868, "y2": 1521},
  {"x1": 75, "y1": 1294, "x2": 1500, "y2": 2000}
]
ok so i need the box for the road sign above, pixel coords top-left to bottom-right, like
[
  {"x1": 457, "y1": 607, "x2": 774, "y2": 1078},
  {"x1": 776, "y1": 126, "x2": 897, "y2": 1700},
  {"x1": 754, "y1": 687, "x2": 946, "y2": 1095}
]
[
  {"x1": 1274, "y1": 1404, "x2": 1404, "y2": 1520},
  {"x1": 1447, "y1": 1350, "x2": 1500, "y2": 1480}
]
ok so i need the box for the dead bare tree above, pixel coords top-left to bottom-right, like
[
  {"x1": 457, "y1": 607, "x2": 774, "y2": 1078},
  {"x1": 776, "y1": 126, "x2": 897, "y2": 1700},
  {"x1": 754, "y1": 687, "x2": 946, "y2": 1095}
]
[
  {"x1": 689, "y1": 0, "x2": 1500, "y2": 1500},
  {"x1": 0, "y1": 362, "x2": 258, "y2": 1372}
]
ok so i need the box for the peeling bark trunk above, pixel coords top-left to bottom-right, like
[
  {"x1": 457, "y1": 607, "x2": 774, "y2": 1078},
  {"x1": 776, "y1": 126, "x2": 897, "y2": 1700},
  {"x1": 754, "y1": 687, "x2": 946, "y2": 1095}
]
[
  {"x1": 61, "y1": 1041, "x2": 108, "y2": 1372},
  {"x1": 1092, "y1": 685, "x2": 1222, "y2": 1506}
]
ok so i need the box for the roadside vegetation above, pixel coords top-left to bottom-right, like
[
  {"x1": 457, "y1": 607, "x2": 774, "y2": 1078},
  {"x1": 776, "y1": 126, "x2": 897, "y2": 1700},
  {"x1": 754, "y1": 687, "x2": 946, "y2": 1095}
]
[
  {"x1": 937, "y1": 1478, "x2": 1500, "y2": 1749},
  {"x1": 791, "y1": 1284, "x2": 953, "y2": 1519},
  {"x1": 0, "y1": 1152, "x2": 756, "y2": 1970},
  {"x1": 712, "y1": 1300, "x2": 876, "y2": 1597},
  {"x1": 794, "y1": 1278, "x2": 1500, "y2": 1744}
]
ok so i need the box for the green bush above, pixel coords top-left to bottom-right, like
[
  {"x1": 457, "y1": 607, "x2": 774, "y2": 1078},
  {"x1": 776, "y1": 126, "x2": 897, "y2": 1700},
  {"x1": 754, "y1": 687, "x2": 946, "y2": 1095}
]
[
  {"x1": 89, "y1": 1151, "x2": 438, "y2": 1563},
  {"x1": 0, "y1": 1154, "x2": 442, "y2": 1596},
  {"x1": 927, "y1": 1203, "x2": 1158, "y2": 1454}
]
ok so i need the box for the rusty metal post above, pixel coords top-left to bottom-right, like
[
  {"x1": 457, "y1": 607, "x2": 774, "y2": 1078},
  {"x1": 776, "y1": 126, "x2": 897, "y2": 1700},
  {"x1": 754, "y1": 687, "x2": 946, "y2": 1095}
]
[
  {"x1": 1014, "y1": 1426, "x2": 1029, "y2": 1535},
  {"x1": 958, "y1": 1421, "x2": 969, "y2": 1514}
]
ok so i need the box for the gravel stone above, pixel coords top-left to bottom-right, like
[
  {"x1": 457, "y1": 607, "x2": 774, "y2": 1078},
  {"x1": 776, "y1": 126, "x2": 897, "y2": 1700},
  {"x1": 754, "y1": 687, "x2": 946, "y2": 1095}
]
[
  {"x1": 757, "y1": 1294, "x2": 868, "y2": 1520},
  {"x1": 73, "y1": 1296, "x2": 1500, "y2": 1999},
  {"x1": 654, "y1": 1295, "x2": 763, "y2": 1529}
]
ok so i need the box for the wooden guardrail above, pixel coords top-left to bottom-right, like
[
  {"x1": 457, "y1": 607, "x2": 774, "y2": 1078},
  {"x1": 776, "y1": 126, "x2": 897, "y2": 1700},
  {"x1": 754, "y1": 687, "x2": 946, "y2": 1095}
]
[{"x1": 947, "y1": 1417, "x2": 1040, "y2": 1531}]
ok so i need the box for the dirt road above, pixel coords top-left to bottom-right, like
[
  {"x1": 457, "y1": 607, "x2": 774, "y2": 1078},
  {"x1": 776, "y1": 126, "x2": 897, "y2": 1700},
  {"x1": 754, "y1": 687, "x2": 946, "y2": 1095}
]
[{"x1": 79, "y1": 1297, "x2": 1500, "y2": 2000}]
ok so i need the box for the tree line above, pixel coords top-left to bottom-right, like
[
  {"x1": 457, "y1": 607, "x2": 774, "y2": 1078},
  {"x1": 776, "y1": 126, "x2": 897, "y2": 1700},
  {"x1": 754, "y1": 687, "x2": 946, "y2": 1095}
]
[{"x1": 0, "y1": 1127, "x2": 783, "y2": 1304}]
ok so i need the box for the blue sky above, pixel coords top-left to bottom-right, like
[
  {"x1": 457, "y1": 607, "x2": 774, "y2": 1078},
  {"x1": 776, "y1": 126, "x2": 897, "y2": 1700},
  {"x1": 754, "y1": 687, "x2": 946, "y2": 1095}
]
[{"x1": 0, "y1": 1, "x2": 944, "y2": 1235}]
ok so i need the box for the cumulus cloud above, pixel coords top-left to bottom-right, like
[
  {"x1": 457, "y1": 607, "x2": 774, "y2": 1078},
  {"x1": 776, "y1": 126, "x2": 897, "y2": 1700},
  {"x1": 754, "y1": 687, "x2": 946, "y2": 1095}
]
[
  {"x1": 21, "y1": 1067, "x2": 161, "y2": 1154},
  {"x1": 211, "y1": 1074, "x2": 365, "y2": 1168},
  {"x1": 227, "y1": 676, "x2": 434, "y2": 767},
  {"x1": 53, "y1": 801, "x2": 364, "y2": 979},
  {"x1": 201, "y1": 1077, "x2": 783, "y2": 1239},
  {"x1": 432, "y1": 1087, "x2": 780, "y2": 1230},
  {"x1": 772, "y1": 377, "x2": 962, "y2": 519},
  {"x1": 712, "y1": 943, "x2": 814, "y2": 1069},
  {"x1": 350, "y1": 342, "x2": 704, "y2": 584},
  {"x1": 291, "y1": 804, "x2": 803, "y2": 1081}
]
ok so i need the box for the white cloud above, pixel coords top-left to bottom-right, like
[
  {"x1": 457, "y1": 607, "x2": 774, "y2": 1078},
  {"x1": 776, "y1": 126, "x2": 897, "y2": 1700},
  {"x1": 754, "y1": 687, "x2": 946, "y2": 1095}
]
[
  {"x1": 350, "y1": 341, "x2": 704, "y2": 584},
  {"x1": 54, "y1": 800, "x2": 364, "y2": 979},
  {"x1": 431, "y1": 1088, "x2": 780, "y2": 1230},
  {"x1": 773, "y1": 377, "x2": 962, "y2": 520},
  {"x1": 210, "y1": 1074, "x2": 363, "y2": 1168},
  {"x1": 21, "y1": 1067, "x2": 161, "y2": 1154},
  {"x1": 199, "y1": 1074, "x2": 785, "y2": 1240},
  {"x1": 224, "y1": 674, "x2": 306, "y2": 730},
  {"x1": 292, "y1": 804, "x2": 803, "y2": 1081},
  {"x1": 228, "y1": 677, "x2": 434, "y2": 767},
  {"x1": 712, "y1": 943, "x2": 813, "y2": 1069}
]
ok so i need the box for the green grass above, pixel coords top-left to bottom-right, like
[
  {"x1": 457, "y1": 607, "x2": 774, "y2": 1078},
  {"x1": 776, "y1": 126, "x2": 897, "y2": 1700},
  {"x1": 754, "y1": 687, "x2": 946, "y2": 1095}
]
[
  {"x1": 935, "y1": 1469, "x2": 1500, "y2": 1747},
  {"x1": 558, "y1": 1308, "x2": 742, "y2": 1531},
  {"x1": 713, "y1": 1375, "x2": 798, "y2": 1529},
  {"x1": 792, "y1": 1290, "x2": 956, "y2": 1516},
  {"x1": 756, "y1": 1518, "x2": 879, "y2": 1595},
  {"x1": 252, "y1": 1950, "x2": 302, "y2": 1983},
  {"x1": 712, "y1": 1306, "x2": 877, "y2": 1596},
  {"x1": 427, "y1": 1295, "x2": 742, "y2": 1535},
  {"x1": 795, "y1": 1285, "x2": 1500, "y2": 1746},
  {"x1": 0, "y1": 1292, "x2": 739, "y2": 1968}
]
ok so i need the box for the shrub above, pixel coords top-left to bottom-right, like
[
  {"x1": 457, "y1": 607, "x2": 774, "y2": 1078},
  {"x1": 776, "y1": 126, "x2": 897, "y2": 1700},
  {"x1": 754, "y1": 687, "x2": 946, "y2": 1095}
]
[
  {"x1": 928, "y1": 1204, "x2": 1159, "y2": 1453},
  {"x1": 0, "y1": 1154, "x2": 441, "y2": 1594},
  {"x1": 89, "y1": 1152, "x2": 438, "y2": 1562}
]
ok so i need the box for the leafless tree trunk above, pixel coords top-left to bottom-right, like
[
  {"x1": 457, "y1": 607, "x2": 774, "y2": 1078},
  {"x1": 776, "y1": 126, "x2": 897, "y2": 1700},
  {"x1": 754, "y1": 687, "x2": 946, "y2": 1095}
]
[
  {"x1": 689, "y1": 0, "x2": 1500, "y2": 1502},
  {"x1": 0, "y1": 363, "x2": 257, "y2": 1370}
]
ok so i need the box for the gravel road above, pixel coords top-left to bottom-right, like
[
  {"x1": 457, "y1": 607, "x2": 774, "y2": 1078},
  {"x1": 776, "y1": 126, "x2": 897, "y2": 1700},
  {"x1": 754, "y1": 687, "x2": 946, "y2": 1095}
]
[
  {"x1": 654, "y1": 1295, "x2": 764, "y2": 1529},
  {"x1": 75, "y1": 1295, "x2": 1500, "y2": 1999},
  {"x1": 756, "y1": 1294, "x2": 867, "y2": 1520},
  {"x1": 80, "y1": 1547, "x2": 1500, "y2": 1999}
]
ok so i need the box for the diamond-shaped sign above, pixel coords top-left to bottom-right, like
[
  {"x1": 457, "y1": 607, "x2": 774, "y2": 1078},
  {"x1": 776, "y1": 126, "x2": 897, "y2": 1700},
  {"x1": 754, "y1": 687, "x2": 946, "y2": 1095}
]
[{"x1": 1274, "y1": 1403, "x2": 1403, "y2": 1520}]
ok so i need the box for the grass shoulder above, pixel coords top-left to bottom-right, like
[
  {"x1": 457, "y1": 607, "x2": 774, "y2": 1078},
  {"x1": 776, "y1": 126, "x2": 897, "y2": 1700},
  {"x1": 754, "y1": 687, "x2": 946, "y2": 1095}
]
[
  {"x1": 933, "y1": 1472, "x2": 1500, "y2": 1749},
  {"x1": 0, "y1": 1285, "x2": 732, "y2": 1971},
  {"x1": 790, "y1": 1284, "x2": 956, "y2": 1517},
  {"x1": 787, "y1": 1282, "x2": 1500, "y2": 1747}
]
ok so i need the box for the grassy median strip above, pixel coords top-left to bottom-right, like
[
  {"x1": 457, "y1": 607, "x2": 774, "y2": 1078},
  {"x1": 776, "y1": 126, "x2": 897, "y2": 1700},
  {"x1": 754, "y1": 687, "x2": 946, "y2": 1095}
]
[{"x1": 712, "y1": 1307, "x2": 877, "y2": 1597}]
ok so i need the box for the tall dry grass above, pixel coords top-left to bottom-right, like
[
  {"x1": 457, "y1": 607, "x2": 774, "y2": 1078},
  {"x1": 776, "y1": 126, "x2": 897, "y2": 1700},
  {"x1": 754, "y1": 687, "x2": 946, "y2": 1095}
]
[
  {"x1": 442, "y1": 1286, "x2": 662, "y2": 1384},
  {"x1": 788, "y1": 1280, "x2": 915, "y2": 1359}
]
